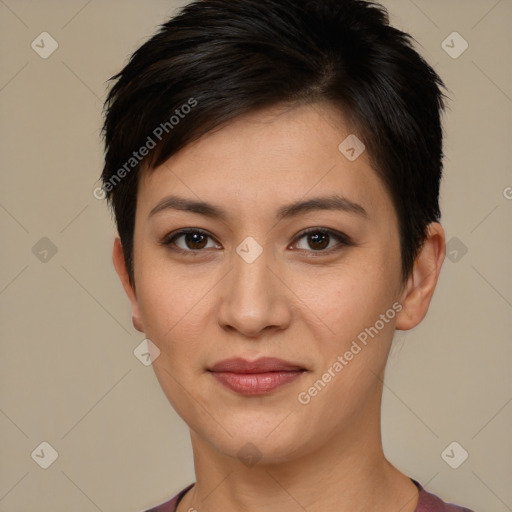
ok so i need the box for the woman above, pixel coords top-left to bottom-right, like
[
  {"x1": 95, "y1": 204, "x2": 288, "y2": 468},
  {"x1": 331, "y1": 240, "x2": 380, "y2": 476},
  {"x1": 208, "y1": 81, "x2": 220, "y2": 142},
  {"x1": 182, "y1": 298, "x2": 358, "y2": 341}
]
[{"x1": 100, "y1": 0, "x2": 476, "y2": 510}]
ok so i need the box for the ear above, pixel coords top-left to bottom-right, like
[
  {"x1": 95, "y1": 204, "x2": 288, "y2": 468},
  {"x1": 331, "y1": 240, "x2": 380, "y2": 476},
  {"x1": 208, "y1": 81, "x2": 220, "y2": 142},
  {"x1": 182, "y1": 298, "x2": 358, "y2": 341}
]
[
  {"x1": 112, "y1": 237, "x2": 144, "y2": 332},
  {"x1": 395, "y1": 222, "x2": 446, "y2": 331}
]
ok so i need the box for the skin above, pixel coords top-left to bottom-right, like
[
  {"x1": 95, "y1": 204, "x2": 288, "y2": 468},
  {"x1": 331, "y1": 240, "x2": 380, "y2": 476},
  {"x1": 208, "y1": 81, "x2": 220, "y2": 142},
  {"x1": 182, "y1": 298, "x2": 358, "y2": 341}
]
[{"x1": 113, "y1": 101, "x2": 446, "y2": 512}]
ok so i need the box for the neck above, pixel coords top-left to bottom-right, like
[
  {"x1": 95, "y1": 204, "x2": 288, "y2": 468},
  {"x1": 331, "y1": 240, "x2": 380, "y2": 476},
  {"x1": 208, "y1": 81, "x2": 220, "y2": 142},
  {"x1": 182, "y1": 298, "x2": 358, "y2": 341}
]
[{"x1": 177, "y1": 396, "x2": 419, "y2": 512}]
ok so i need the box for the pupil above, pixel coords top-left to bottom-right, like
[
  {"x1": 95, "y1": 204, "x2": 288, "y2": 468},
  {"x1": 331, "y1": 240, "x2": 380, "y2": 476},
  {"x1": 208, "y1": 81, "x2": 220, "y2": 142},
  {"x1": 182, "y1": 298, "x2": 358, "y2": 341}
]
[
  {"x1": 187, "y1": 233, "x2": 206, "y2": 249},
  {"x1": 309, "y1": 232, "x2": 328, "y2": 250}
]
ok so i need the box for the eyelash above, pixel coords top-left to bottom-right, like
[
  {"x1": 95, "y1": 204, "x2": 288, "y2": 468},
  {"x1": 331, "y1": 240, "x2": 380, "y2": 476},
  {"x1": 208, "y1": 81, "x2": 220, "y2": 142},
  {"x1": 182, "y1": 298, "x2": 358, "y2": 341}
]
[{"x1": 160, "y1": 227, "x2": 352, "y2": 256}]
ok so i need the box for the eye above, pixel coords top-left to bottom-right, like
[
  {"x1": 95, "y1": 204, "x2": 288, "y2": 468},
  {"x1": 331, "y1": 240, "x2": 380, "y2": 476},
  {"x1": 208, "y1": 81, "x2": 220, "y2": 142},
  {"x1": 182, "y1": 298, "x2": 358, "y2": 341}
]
[
  {"x1": 161, "y1": 227, "x2": 351, "y2": 255},
  {"x1": 161, "y1": 229, "x2": 221, "y2": 252},
  {"x1": 292, "y1": 228, "x2": 351, "y2": 253}
]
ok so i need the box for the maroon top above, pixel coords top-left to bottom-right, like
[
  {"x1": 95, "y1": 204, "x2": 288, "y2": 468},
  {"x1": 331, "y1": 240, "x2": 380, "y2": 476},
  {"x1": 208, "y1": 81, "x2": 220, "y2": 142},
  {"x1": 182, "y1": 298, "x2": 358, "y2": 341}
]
[{"x1": 144, "y1": 478, "x2": 475, "y2": 511}]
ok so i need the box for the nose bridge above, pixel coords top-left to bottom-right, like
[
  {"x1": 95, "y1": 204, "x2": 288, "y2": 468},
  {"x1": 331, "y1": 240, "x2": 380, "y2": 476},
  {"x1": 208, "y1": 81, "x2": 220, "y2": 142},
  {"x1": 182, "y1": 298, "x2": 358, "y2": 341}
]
[
  {"x1": 217, "y1": 238, "x2": 290, "y2": 335},
  {"x1": 230, "y1": 238, "x2": 275, "y2": 308}
]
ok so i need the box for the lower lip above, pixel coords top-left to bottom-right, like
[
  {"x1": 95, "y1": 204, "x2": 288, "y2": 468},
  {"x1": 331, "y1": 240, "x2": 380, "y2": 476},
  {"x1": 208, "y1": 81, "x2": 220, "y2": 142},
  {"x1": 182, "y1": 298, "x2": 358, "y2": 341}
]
[{"x1": 210, "y1": 371, "x2": 304, "y2": 395}]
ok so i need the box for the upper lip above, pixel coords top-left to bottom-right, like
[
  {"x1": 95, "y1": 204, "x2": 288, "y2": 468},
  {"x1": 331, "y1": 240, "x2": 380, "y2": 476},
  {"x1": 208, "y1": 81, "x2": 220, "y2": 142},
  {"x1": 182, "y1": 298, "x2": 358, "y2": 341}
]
[{"x1": 209, "y1": 357, "x2": 306, "y2": 374}]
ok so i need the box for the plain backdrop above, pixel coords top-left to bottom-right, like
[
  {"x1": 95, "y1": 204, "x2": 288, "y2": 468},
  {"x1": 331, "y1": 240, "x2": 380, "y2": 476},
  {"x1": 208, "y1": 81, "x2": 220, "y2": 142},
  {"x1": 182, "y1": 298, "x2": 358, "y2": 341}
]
[{"x1": 0, "y1": 1, "x2": 511, "y2": 511}]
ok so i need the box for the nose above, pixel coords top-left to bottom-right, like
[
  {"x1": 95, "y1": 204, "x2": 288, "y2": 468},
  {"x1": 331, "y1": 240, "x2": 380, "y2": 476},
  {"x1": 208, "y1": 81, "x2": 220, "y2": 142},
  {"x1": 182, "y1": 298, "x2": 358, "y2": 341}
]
[{"x1": 217, "y1": 245, "x2": 292, "y2": 338}]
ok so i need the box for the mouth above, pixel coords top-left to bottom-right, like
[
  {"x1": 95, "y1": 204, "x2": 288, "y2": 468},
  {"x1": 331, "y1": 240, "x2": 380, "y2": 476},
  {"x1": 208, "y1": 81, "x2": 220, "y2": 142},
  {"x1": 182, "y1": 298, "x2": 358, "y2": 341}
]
[{"x1": 208, "y1": 357, "x2": 307, "y2": 396}]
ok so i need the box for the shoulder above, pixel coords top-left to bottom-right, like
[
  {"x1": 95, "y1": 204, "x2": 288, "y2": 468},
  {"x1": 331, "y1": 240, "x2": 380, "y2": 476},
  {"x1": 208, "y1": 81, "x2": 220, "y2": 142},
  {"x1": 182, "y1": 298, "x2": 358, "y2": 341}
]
[
  {"x1": 142, "y1": 480, "x2": 477, "y2": 512},
  {"x1": 142, "y1": 483, "x2": 195, "y2": 512},
  {"x1": 413, "y1": 479, "x2": 476, "y2": 512}
]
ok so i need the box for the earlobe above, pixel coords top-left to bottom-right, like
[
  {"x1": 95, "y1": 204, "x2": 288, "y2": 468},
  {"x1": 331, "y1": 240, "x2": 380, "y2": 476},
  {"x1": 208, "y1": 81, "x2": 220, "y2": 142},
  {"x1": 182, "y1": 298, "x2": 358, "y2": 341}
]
[
  {"x1": 112, "y1": 237, "x2": 145, "y2": 333},
  {"x1": 395, "y1": 223, "x2": 446, "y2": 331}
]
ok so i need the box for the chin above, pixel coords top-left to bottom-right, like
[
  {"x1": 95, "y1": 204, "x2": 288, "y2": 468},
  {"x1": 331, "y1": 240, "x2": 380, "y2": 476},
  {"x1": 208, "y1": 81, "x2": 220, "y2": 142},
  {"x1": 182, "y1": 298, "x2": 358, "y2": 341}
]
[
  {"x1": 197, "y1": 414, "x2": 317, "y2": 466},
  {"x1": 217, "y1": 436, "x2": 307, "y2": 466}
]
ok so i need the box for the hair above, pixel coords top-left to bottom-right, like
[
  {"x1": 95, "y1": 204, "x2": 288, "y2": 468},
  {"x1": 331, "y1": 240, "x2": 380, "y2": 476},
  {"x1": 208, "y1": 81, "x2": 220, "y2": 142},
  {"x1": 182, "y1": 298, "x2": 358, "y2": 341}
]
[{"x1": 100, "y1": 0, "x2": 448, "y2": 286}]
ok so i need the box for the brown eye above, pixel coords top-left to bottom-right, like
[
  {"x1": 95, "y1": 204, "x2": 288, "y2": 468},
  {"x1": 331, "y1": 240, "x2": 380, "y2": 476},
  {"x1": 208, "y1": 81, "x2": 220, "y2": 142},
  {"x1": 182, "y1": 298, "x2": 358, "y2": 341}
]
[
  {"x1": 162, "y1": 229, "x2": 221, "y2": 252},
  {"x1": 306, "y1": 231, "x2": 330, "y2": 250},
  {"x1": 182, "y1": 232, "x2": 208, "y2": 250},
  {"x1": 293, "y1": 228, "x2": 350, "y2": 253}
]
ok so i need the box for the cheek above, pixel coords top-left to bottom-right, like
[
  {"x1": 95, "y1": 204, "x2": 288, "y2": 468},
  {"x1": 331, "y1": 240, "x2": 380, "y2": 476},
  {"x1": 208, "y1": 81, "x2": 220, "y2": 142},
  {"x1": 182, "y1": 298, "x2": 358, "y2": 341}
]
[
  {"x1": 134, "y1": 253, "x2": 218, "y2": 357},
  {"x1": 294, "y1": 253, "x2": 400, "y2": 346}
]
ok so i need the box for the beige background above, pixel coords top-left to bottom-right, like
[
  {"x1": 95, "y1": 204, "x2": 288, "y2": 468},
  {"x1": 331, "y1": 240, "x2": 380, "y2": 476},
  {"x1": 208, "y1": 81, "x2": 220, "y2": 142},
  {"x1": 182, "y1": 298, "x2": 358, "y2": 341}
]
[{"x1": 0, "y1": 0, "x2": 511, "y2": 511}]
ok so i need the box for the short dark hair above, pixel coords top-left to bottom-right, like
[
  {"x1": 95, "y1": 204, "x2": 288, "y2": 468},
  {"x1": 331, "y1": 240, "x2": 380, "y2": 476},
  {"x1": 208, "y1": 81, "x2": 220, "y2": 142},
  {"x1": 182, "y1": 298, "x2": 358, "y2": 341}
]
[{"x1": 101, "y1": 0, "x2": 448, "y2": 286}]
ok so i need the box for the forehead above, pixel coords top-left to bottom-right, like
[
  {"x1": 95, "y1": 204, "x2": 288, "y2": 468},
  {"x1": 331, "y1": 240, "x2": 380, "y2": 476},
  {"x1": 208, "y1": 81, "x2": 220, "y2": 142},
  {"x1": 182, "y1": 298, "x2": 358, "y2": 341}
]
[{"x1": 136, "y1": 102, "x2": 393, "y2": 222}]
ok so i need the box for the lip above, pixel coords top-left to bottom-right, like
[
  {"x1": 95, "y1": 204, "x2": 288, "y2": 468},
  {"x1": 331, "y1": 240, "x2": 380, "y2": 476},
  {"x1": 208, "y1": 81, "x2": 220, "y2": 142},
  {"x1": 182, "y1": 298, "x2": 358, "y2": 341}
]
[{"x1": 209, "y1": 357, "x2": 307, "y2": 396}]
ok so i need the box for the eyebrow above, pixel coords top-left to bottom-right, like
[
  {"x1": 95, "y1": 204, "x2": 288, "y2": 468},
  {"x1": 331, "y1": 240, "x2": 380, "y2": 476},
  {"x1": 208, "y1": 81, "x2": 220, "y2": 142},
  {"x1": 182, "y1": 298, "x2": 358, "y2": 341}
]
[{"x1": 148, "y1": 194, "x2": 367, "y2": 221}]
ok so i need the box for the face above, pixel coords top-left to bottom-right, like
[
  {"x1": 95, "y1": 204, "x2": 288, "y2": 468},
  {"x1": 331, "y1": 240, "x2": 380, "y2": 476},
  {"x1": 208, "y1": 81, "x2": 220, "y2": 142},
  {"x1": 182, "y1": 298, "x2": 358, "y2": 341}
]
[{"x1": 115, "y1": 102, "x2": 435, "y2": 465}]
